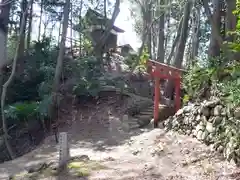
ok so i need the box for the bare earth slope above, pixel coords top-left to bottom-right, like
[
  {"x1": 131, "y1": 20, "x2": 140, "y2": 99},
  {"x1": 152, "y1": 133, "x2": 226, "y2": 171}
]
[{"x1": 0, "y1": 93, "x2": 239, "y2": 180}]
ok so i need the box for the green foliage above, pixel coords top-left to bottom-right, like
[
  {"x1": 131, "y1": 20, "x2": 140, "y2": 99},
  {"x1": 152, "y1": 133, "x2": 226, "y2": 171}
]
[
  {"x1": 182, "y1": 94, "x2": 190, "y2": 105},
  {"x1": 4, "y1": 102, "x2": 39, "y2": 121},
  {"x1": 72, "y1": 56, "x2": 103, "y2": 97},
  {"x1": 183, "y1": 58, "x2": 240, "y2": 106},
  {"x1": 124, "y1": 54, "x2": 138, "y2": 70},
  {"x1": 219, "y1": 80, "x2": 240, "y2": 107},
  {"x1": 6, "y1": 37, "x2": 56, "y2": 104},
  {"x1": 124, "y1": 46, "x2": 149, "y2": 72},
  {"x1": 212, "y1": 114, "x2": 240, "y2": 165},
  {"x1": 4, "y1": 99, "x2": 50, "y2": 127},
  {"x1": 183, "y1": 7, "x2": 240, "y2": 162},
  {"x1": 183, "y1": 64, "x2": 212, "y2": 98},
  {"x1": 137, "y1": 47, "x2": 149, "y2": 67}
]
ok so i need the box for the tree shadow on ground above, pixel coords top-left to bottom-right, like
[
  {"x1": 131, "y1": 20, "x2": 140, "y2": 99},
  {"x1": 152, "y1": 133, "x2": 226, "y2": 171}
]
[
  {"x1": 55, "y1": 91, "x2": 153, "y2": 152},
  {"x1": 0, "y1": 92, "x2": 154, "y2": 179}
]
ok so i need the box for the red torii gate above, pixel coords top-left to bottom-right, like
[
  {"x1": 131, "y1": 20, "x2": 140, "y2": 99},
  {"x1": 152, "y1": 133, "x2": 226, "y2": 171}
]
[{"x1": 147, "y1": 60, "x2": 184, "y2": 128}]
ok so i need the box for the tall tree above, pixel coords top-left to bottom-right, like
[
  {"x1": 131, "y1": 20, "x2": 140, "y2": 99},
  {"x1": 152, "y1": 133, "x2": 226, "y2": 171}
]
[
  {"x1": 164, "y1": 1, "x2": 192, "y2": 99},
  {"x1": 130, "y1": 0, "x2": 154, "y2": 57},
  {"x1": 0, "y1": 0, "x2": 12, "y2": 71},
  {"x1": 93, "y1": 0, "x2": 120, "y2": 58},
  {"x1": 18, "y1": 0, "x2": 28, "y2": 57},
  {"x1": 147, "y1": 2, "x2": 152, "y2": 58},
  {"x1": 173, "y1": 0, "x2": 192, "y2": 68},
  {"x1": 225, "y1": 0, "x2": 236, "y2": 42},
  {"x1": 157, "y1": 0, "x2": 165, "y2": 62},
  {"x1": 166, "y1": 17, "x2": 183, "y2": 64},
  {"x1": 190, "y1": 4, "x2": 200, "y2": 61},
  {"x1": 1, "y1": 0, "x2": 30, "y2": 160},
  {"x1": 38, "y1": 0, "x2": 43, "y2": 41},
  {"x1": 27, "y1": 0, "x2": 33, "y2": 49},
  {"x1": 49, "y1": 0, "x2": 70, "y2": 127},
  {"x1": 208, "y1": 0, "x2": 222, "y2": 57}
]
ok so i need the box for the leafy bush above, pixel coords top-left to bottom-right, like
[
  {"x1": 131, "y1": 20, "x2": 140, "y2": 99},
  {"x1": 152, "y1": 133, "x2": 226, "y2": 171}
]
[
  {"x1": 72, "y1": 56, "x2": 103, "y2": 97},
  {"x1": 183, "y1": 64, "x2": 213, "y2": 99},
  {"x1": 4, "y1": 96, "x2": 51, "y2": 127},
  {"x1": 183, "y1": 58, "x2": 240, "y2": 106},
  {"x1": 4, "y1": 102, "x2": 39, "y2": 122},
  {"x1": 5, "y1": 38, "x2": 57, "y2": 104},
  {"x1": 124, "y1": 47, "x2": 149, "y2": 71}
]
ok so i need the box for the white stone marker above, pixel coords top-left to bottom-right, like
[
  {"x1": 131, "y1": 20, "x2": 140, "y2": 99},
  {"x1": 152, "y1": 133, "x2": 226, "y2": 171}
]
[
  {"x1": 58, "y1": 132, "x2": 70, "y2": 169},
  {"x1": 122, "y1": 114, "x2": 130, "y2": 132}
]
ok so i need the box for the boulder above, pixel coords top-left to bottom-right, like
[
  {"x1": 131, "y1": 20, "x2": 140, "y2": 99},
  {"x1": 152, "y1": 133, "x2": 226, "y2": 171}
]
[
  {"x1": 204, "y1": 99, "x2": 220, "y2": 108},
  {"x1": 162, "y1": 97, "x2": 240, "y2": 166},
  {"x1": 213, "y1": 105, "x2": 223, "y2": 116},
  {"x1": 234, "y1": 107, "x2": 240, "y2": 118},
  {"x1": 200, "y1": 106, "x2": 210, "y2": 117},
  {"x1": 206, "y1": 122, "x2": 215, "y2": 133},
  {"x1": 212, "y1": 116, "x2": 223, "y2": 125}
]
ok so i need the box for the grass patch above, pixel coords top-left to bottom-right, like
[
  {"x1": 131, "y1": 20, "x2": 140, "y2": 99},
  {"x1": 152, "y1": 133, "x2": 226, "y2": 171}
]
[
  {"x1": 68, "y1": 159, "x2": 107, "y2": 177},
  {"x1": 11, "y1": 158, "x2": 107, "y2": 179}
]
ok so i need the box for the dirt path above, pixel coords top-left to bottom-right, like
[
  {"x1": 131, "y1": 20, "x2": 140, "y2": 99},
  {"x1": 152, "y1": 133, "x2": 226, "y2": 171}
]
[
  {"x1": 0, "y1": 127, "x2": 238, "y2": 180},
  {"x1": 0, "y1": 94, "x2": 239, "y2": 180}
]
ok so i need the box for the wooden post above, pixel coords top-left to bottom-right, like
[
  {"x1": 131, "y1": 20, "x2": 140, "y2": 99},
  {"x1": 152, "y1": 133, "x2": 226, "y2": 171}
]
[
  {"x1": 154, "y1": 78, "x2": 160, "y2": 128},
  {"x1": 175, "y1": 78, "x2": 181, "y2": 112}
]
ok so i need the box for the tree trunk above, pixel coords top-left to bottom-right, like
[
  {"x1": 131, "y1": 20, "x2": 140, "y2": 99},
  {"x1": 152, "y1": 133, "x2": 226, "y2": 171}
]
[
  {"x1": 9, "y1": 8, "x2": 14, "y2": 35},
  {"x1": 0, "y1": 0, "x2": 11, "y2": 134},
  {"x1": 18, "y1": 0, "x2": 28, "y2": 57},
  {"x1": 38, "y1": 0, "x2": 43, "y2": 41},
  {"x1": 49, "y1": 0, "x2": 70, "y2": 126},
  {"x1": 27, "y1": 0, "x2": 33, "y2": 49},
  {"x1": 78, "y1": 16, "x2": 82, "y2": 55},
  {"x1": 152, "y1": 23, "x2": 157, "y2": 59},
  {"x1": 190, "y1": 6, "x2": 200, "y2": 60},
  {"x1": 70, "y1": 3, "x2": 73, "y2": 53},
  {"x1": 147, "y1": 3, "x2": 152, "y2": 58},
  {"x1": 164, "y1": 8, "x2": 170, "y2": 57},
  {"x1": 138, "y1": 33, "x2": 147, "y2": 58},
  {"x1": 58, "y1": 20, "x2": 62, "y2": 45},
  {"x1": 173, "y1": 1, "x2": 192, "y2": 68},
  {"x1": 166, "y1": 17, "x2": 183, "y2": 64},
  {"x1": 93, "y1": 0, "x2": 120, "y2": 58},
  {"x1": 0, "y1": 0, "x2": 12, "y2": 71},
  {"x1": 157, "y1": 0, "x2": 165, "y2": 63},
  {"x1": 104, "y1": 0, "x2": 107, "y2": 18},
  {"x1": 1, "y1": 0, "x2": 30, "y2": 160},
  {"x1": 147, "y1": 30, "x2": 152, "y2": 58},
  {"x1": 164, "y1": 1, "x2": 192, "y2": 99},
  {"x1": 225, "y1": 0, "x2": 236, "y2": 42},
  {"x1": 202, "y1": 0, "x2": 223, "y2": 48},
  {"x1": 206, "y1": 0, "x2": 222, "y2": 57}
]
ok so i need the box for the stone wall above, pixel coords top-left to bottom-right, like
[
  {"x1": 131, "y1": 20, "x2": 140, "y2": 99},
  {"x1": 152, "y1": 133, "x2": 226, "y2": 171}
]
[{"x1": 164, "y1": 98, "x2": 240, "y2": 165}]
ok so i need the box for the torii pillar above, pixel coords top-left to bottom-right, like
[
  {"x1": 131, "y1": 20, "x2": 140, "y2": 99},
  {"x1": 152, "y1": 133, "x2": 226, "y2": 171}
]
[{"x1": 147, "y1": 60, "x2": 184, "y2": 128}]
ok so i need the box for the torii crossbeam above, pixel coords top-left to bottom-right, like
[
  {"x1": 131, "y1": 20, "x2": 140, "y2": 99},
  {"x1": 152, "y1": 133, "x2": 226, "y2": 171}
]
[{"x1": 147, "y1": 60, "x2": 184, "y2": 128}]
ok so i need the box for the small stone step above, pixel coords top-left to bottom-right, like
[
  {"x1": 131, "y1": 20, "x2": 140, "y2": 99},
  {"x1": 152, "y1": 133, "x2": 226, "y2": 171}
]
[
  {"x1": 129, "y1": 124, "x2": 140, "y2": 129},
  {"x1": 128, "y1": 121, "x2": 139, "y2": 126},
  {"x1": 139, "y1": 111, "x2": 153, "y2": 115},
  {"x1": 145, "y1": 107, "x2": 153, "y2": 111},
  {"x1": 138, "y1": 119, "x2": 151, "y2": 128},
  {"x1": 136, "y1": 114, "x2": 152, "y2": 120}
]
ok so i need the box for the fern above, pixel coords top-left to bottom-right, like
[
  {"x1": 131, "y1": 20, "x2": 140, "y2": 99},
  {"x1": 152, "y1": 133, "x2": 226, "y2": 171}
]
[{"x1": 4, "y1": 98, "x2": 51, "y2": 126}]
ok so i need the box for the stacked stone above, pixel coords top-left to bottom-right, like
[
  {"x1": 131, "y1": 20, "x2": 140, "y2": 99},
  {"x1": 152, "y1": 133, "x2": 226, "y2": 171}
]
[{"x1": 164, "y1": 98, "x2": 240, "y2": 165}]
